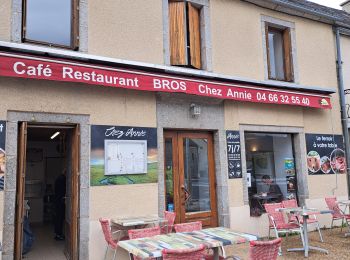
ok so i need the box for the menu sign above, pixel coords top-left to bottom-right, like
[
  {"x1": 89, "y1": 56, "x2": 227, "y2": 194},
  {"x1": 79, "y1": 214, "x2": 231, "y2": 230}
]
[
  {"x1": 226, "y1": 131, "x2": 242, "y2": 179},
  {"x1": 306, "y1": 134, "x2": 346, "y2": 175},
  {"x1": 0, "y1": 52, "x2": 332, "y2": 109},
  {"x1": 0, "y1": 120, "x2": 6, "y2": 191}
]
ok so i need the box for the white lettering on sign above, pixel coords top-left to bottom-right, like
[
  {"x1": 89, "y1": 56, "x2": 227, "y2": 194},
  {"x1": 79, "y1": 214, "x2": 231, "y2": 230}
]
[
  {"x1": 198, "y1": 84, "x2": 222, "y2": 96},
  {"x1": 13, "y1": 62, "x2": 52, "y2": 77},
  {"x1": 153, "y1": 79, "x2": 186, "y2": 91},
  {"x1": 105, "y1": 127, "x2": 146, "y2": 138},
  {"x1": 226, "y1": 89, "x2": 252, "y2": 100},
  {"x1": 62, "y1": 67, "x2": 139, "y2": 87}
]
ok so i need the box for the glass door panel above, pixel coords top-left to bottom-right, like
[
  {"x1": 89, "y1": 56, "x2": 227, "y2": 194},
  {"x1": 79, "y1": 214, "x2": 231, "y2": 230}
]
[{"x1": 183, "y1": 138, "x2": 211, "y2": 213}]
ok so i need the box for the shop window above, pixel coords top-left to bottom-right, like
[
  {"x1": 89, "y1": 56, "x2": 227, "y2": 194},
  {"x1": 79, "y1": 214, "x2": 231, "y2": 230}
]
[
  {"x1": 245, "y1": 132, "x2": 297, "y2": 217},
  {"x1": 22, "y1": 0, "x2": 79, "y2": 49},
  {"x1": 169, "y1": 1, "x2": 202, "y2": 69},
  {"x1": 265, "y1": 24, "x2": 293, "y2": 82}
]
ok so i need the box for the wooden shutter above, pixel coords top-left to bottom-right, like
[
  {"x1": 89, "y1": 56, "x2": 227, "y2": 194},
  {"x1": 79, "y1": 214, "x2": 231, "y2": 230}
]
[
  {"x1": 265, "y1": 24, "x2": 272, "y2": 79},
  {"x1": 283, "y1": 28, "x2": 294, "y2": 82},
  {"x1": 169, "y1": 1, "x2": 187, "y2": 65},
  {"x1": 15, "y1": 122, "x2": 27, "y2": 260},
  {"x1": 72, "y1": 0, "x2": 80, "y2": 50},
  {"x1": 188, "y1": 3, "x2": 201, "y2": 69}
]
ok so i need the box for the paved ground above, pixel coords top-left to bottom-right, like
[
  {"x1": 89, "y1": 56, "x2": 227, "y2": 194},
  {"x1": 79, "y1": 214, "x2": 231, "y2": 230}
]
[{"x1": 225, "y1": 227, "x2": 350, "y2": 259}]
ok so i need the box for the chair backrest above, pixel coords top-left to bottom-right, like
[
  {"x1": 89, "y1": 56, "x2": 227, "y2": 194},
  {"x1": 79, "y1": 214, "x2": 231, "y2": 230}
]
[
  {"x1": 249, "y1": 238, "x2": 282, "y2": 260},
  {"x1": 128, "y1": 226, "x2": 161, "y2": 239},
  {"x1": 282, "y1": 199, "x2": 299, "y2": 223},
  {"x1": 164, "y1": 211, "x2": 176, "y2": 233},
  {"x1": 162, "y1": 244, "x2": 206, "y2": 260},
  {"x1": 264, "y1": 203, "x2": 285, "y2": 227},
  {"x1": 174, "y1": 221, "x2": 202, "y2": 233},
  {"x1": 99, "y1": 218, "x2": 118, "y2": 248},
  {"x1": 325, "y1": 197, "x2": 343, "y2": 218}
]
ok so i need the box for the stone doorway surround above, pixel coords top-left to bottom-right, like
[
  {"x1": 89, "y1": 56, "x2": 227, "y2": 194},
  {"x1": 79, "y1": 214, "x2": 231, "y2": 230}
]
[
  {"x1": 239, "y1": 124, "x2": 309, "y2": 206},
  {"x1": 2, "y1": 111, "x2": 90, "y2": 260},
  {"x1": 156, "y1": 93, "x2": 230, "y2": 227}
]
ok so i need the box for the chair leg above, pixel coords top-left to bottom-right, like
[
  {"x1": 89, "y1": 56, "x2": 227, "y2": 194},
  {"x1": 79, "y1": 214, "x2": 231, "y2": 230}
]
[
  {"x1": 341, "y1": 218, "x2": 344, "y2": 232},
  {"x1": 299, "y1": 227, "x2": 305, "y2": 247},
  {"x1": 316, "y1": 222, "x2": 324, "y2": 242},
  {"x1": 331, "y1": 218, "x2": 334, "y2": 230},
  {"x1": 268, "y1": 227, "x2": 271, "y2": 239},
  {"x1": 274, "y1": 229, "x2": 282, "y2": 256},
  {"x1": 112, "y1": 249, "x2": 117, "y2": 260},
  {"x1": 104, "y1": 245, "x2": 109, "y2": 260}
]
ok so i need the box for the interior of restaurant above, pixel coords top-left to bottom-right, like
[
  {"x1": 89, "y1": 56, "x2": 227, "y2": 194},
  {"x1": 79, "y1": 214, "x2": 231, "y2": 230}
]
[
  {"x1": 23, "y1": 127, "x2": 69, "y2": 259},
  {"x1": 245, "y1": 132, "x2": 297, "y2": 216}
]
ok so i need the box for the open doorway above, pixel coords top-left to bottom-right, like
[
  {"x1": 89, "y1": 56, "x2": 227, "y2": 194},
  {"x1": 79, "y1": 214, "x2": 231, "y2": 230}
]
[{"x1": 14, "y1": 123, "x2": 80, "y2": 260}]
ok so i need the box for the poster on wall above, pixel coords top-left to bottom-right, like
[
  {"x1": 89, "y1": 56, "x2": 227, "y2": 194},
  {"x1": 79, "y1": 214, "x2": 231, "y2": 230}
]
[
  {"x1": 226, "y1": 131, "x2": 242, "y2": 179},
  {"x1": 306, "y1": 134, "x2": 346, "y2": 175},
  {"x1": 0, "y1": 121, "x2": 6, "y2": 191},
  {"x1": 90, "y1": 125, "x2": 158, "y2": 185}
]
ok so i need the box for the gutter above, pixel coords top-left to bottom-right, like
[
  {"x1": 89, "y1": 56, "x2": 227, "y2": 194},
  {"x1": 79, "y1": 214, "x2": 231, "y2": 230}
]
[
  {"x1": 335, "y1": 27, "x2": 350, "y2": 199},
  {"x1": 0, "y1": 41, "x2": 335, "y2": 95}
]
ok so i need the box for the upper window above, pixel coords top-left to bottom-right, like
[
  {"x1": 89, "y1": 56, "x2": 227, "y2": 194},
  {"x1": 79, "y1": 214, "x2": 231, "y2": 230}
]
[
  {"x1": 169, "y1": 1, "x2": 202, "y2": 69},
  {"x1": 265, "y1": 24, "x2": 293, "y2": 82},
  {"x1": 22, "y1": 0, "x2": 79, "y2": 49}
]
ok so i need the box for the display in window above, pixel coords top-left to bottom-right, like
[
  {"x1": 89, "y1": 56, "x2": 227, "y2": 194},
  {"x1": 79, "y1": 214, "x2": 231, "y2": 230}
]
[
  {"x1": 245, "y1": 132, "x2": 297, "y2": 217},
  {"x1": 305, "y1": 134, "x2": 346, "y2": 175},
  {"x1": 0, "y1": 120, "x2": 6, "y2": 191}
]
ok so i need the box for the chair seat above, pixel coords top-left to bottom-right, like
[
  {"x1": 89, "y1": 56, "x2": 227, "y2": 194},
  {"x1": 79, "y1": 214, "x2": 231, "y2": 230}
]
[
  {"x1": 332, "y1": 214, "x2": 350, "y2": 220},
  {"x1": 300, "y1": 218, "x2": 319, "y2": 224},
  {"x1": 275, "y1": 223, "x2": 300, "y2": 230}
]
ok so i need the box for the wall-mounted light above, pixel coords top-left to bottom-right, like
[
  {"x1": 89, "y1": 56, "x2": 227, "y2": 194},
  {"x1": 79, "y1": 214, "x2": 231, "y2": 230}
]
[
  {"x1": 50, "y1": 131, "x2": 60, "y2": 140},
  {"x1": 190, "y1": 103, "x2": 201, "y2": 118},
  {"x1": 251, "y1": 146, "x2": 257, "y2": 152}
]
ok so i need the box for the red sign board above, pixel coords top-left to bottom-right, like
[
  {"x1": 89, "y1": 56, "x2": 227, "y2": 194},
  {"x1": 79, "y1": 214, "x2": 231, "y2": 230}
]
[{"x1": 0, "y1": 52, "x2": 331, "y2": 109}]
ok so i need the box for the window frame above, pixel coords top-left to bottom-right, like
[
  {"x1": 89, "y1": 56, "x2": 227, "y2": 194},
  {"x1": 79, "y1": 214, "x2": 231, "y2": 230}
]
[
  {"x1": 21, "y1": 0, "x2": 80, "y2": 50},
  {"x1": 261, "y1": 16, "x2": 298, "y2": 84},
  {"x1": 163, "y1": 0, "x2": 212, "y2": 71}
]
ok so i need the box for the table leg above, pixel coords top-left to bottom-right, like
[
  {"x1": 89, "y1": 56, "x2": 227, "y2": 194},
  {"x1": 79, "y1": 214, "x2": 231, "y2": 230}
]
[
  {"x1": 303, "y1": 215, "x2": 309, "y2": 257},
  {"x1": 213, "y1": 247, "x2": 219, "y2": 260}
]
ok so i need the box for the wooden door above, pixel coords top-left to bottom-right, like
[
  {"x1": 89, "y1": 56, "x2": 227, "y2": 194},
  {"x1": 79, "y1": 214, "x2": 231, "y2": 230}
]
[
  {"x1": 14, "y1": 122, "x2": 28, "y2": 260},
  {"x1": 164, "y1": 131, "x2": 217, "y2": 227},
  {"x1": 64, "y1": 126, "x2": 80, "y2": 260}
]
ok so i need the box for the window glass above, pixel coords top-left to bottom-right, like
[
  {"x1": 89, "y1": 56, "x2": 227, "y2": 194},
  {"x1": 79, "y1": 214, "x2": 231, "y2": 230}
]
[
  {"x1": 268, "y1": 30, "x2": 285, "y2": 80},
  {"x1": 245, "y1": 132, "x2": 297, "y2": 217},
  {"x1": 165, "y1": 138, "x2": 174, "y2": 211},
  {"x1": 25, "y1": 0, "x2": 72, "y2": 46}
]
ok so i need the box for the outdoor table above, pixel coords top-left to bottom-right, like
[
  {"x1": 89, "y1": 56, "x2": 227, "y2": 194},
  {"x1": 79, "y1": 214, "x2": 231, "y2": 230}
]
[
  {"x1": 278, "y1": 207, "x2": 332, "y2": 257},
  {"x1": 111, "y1": 215, "x2": 168, "y2": 239},
  {"x1": 118, "y1": 227, "x2": 258, "y2": 260},
  {"x1": 337, "y1": 200, "x2": 350, "y2": 237}
]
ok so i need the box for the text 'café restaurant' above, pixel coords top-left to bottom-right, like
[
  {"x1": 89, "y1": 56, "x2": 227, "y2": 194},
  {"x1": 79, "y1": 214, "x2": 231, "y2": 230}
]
[{"x1": 0, "y1": 45, "x2": 348, "y2": 259}]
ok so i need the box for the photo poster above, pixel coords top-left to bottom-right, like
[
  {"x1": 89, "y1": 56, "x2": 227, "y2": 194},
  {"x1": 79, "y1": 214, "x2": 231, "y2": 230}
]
[
  {"x1": 305, "y1": 134, "x2": 346, "y2": 175},
  {"x1": 226, "y1": 130, "x2": 242, "y2": 179},
  {"x1": 90, "y1": 125, "x2": 158, "y2": 185},
  {"x1": 0, "y1": 120, "x2": 6, "y2": 191}
]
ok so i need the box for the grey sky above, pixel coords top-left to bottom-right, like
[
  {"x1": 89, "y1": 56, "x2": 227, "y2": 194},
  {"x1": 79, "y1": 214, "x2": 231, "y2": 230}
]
[{"x1": 308, "y1": 0, "x2": 344, "y2": 9}]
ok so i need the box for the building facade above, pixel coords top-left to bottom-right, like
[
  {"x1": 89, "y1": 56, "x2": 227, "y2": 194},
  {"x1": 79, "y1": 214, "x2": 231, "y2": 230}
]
[{"x1": 0, "y1": 0, "x2": 349, "y2": 259}]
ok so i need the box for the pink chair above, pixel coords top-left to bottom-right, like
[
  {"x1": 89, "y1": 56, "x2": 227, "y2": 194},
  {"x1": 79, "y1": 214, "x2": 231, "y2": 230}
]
[
  {"x1": 162, "y1": 244, "x2": 207, "y2": 260},
  {"x1": 264, "y1": 203, "x2": 304, "y2": 255},
  {"x1": 128, "y1": 226, "x2": 161, "y2": 260},
  {"x1": 248, "y1": 238, "x2": 282, "y2": 260},
  {"x1": 325, "y1": 196, "x2": 350, "y2": 233},
  {"x1": 174, "y1": 221, "x2": 202, "y2": 233},
  {"x1": 99, "y1": 218, "x2": 126, "y2": 260},
  {"x1": 161, "y1": 211, "x2": 176, "y2": 234},
  {"x1": 282, "y1": 199, "x2": 323, "y2": 242}
]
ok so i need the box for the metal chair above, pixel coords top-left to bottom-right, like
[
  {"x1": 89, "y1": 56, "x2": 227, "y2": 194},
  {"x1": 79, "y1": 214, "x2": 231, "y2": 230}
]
[
  {"x1": 248, "y1": 238, "x2": 282, "y2": 260},
  {"x1": 282, "y1": 199, "x2": 323, "y2": 242},
  {"x1": 264, "y1": 202, "x2": 304, "y2": 255},
  {"x1": 162, "y1": 244, "x2": 207, "y2": 260},
  {"x1": 128, "y1": 226, "x2": 161, "y2": 260},
  {"x1": 99, "y1": 218, "x2": 127, "y2": 260},
  {"x1": 325, "y1": 196, "x2": 350, "y2": 233},
  {"x1": 161, "y1": 211, "x2": 176, "y2": 234}
]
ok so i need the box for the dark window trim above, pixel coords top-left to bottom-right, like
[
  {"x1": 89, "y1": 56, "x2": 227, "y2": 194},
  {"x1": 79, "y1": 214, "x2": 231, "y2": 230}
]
[{"x1": 21, "y1": 0, "x2": 80, "y2": 50}]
